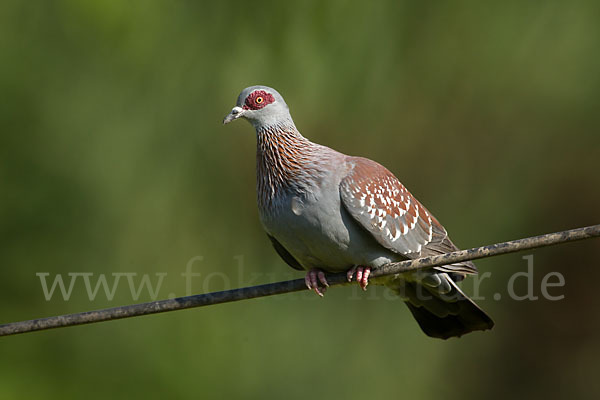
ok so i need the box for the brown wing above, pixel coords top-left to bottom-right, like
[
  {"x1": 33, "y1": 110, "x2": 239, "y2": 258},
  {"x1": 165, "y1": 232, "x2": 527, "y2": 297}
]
[{"x1": 340, "y1": 157, "x2": 476, "y2": 275}]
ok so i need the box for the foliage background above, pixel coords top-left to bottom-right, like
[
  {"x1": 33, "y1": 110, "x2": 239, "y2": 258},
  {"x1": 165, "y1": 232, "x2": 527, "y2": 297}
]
[{"x1": 1, "y1": 1, "x2": 599, "y2": 399}]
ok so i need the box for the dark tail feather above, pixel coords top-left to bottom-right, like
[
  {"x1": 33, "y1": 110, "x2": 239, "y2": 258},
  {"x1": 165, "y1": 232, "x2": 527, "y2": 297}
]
[{"x1": 396, "y1": 275, "x2": 494, "y2": 339}]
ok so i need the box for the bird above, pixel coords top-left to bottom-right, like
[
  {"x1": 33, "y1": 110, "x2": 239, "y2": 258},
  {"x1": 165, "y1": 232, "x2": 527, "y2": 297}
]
[{"x1": 223, "y1": 85, "x2": 494, "y2": 339}]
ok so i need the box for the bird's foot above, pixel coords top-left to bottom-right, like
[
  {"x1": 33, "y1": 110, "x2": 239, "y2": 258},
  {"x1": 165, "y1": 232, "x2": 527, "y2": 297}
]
[
  {"x1": 304, "y1": 268, "x2": 329, "y2": 297},
  {"x1": 347, "y1": 265, "x2": 372, "y2": 291}
]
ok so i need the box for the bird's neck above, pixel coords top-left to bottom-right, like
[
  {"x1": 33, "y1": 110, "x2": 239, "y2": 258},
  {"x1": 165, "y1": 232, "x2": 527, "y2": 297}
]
[{"x1": 255, "y1": 123, "x2": 318, "y2": 209}]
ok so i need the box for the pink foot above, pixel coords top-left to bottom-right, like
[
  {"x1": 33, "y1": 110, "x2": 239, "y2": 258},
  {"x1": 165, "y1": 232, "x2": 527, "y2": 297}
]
[
  {"x1": 347, "y1": 265, "x2": 372, "y2": 291},
  {"x1": 304, "y1": 268, "x2": 329, "y2": 297}
]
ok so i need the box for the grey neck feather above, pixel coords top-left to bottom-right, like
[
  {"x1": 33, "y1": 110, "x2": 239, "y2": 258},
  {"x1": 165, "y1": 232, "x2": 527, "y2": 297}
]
[{"x1": 250, "y1": 110, "x2": 298, "y2": 134}]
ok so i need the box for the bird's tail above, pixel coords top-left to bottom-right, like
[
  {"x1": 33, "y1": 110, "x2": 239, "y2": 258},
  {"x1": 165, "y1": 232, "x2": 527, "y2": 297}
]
[{"x1": 391, "y1": 272, "x2": 494, "y2": 339}]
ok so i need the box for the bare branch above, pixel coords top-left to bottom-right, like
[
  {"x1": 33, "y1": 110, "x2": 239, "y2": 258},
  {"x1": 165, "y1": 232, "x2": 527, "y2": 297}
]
[{"x1": 1, "y1": 224, "x2": 599, "y2": 337}]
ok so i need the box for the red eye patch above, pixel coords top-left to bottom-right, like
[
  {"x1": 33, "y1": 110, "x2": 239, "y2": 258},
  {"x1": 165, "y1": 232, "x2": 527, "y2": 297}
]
[{"x1": 243, "y1": 90, "x2": 275, "y2": 110}]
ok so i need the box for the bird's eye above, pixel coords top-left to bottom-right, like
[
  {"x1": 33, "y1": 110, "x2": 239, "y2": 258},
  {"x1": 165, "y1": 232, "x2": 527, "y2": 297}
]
[{"x1": 255, "y1": 96, "x2": 264, "y2": 104}]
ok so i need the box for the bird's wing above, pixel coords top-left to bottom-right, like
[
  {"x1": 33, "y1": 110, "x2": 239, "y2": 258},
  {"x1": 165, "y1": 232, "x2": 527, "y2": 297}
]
[
  {"x1": 267, "y1": 234, "x2": 304, "y2": 271},
  {"x1": 340, "y1": 157, "x2": 476, "y2": 275}
]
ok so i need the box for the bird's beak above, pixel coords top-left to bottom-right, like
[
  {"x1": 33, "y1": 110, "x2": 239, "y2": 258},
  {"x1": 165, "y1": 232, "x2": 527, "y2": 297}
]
[{"x1": 223, "y1": 106, "x2": 245, "y2": 125}]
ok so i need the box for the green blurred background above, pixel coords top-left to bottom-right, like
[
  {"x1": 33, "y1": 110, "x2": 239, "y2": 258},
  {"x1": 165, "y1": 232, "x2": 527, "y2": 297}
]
[{"x1": 1, "y1": 0, "x2": 599, "y2": 398}]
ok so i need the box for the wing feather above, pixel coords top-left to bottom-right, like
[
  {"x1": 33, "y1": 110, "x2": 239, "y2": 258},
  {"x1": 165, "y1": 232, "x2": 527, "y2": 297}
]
[{"x1": 340, "y1": 157, "x2": 476, "y2": 275}]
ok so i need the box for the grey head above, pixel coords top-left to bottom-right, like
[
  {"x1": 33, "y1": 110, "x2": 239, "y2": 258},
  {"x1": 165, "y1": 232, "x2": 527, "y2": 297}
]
[{"x1": 223, "y1": 85, "x2": 295, "y2": 130}]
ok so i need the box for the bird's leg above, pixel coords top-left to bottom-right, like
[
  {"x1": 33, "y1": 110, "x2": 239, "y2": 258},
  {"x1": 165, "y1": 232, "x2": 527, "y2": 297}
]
[
  {"x1": 304, "y1": 268, "x2": 329, "y2": 297},
  {"x1": 346, "y1": 265, "x2": 372, "y2": 291}
]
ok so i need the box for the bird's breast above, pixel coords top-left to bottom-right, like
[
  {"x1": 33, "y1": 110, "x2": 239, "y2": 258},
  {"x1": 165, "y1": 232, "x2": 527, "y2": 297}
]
[{"x1": 257, "y1": 173, "x2": 400, "y2": 272}]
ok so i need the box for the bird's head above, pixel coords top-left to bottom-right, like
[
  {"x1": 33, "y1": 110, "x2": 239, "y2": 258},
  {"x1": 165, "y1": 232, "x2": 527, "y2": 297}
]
[{"x1": 223, "y1": 85, "x2": 292, "y2": 129}]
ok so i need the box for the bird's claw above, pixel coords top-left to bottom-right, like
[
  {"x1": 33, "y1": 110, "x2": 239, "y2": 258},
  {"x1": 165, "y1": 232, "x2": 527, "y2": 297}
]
[
  {"x1": 347, "y1": 265, "x2": 372, "y2": 290},
  {"x1": 305, "y1": 268, "x2": 329, "y2": 297}
]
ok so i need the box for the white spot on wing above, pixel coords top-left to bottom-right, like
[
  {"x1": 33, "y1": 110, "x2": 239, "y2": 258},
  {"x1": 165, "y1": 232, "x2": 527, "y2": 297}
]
[
  {"x1": 409, "y1": 214, "x2": 417, "y2": 230},
  {"x1": 428, "y1": 216, "x2": 433, "y2": 241}
]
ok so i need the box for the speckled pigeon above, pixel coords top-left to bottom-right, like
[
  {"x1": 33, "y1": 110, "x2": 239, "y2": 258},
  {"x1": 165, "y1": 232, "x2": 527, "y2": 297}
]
[{"x1": 223, "y1": 85, "x2": 494, "y2": 339}]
